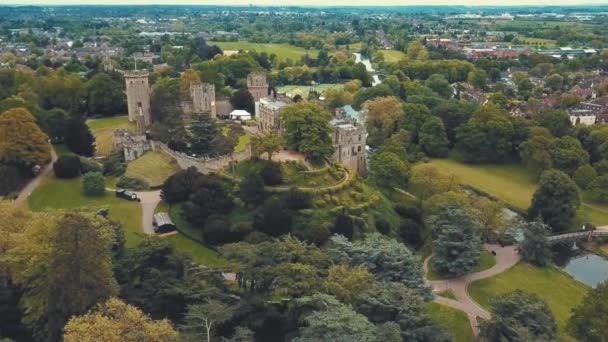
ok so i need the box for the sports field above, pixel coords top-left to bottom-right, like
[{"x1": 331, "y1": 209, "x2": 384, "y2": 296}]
[{"x1": 214, "y1": 41, "x2": 318, "y2": 62}]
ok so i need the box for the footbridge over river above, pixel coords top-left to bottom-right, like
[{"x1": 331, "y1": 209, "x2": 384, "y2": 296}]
[{"x1": 548, "y1": 226, "x2": 608, "y2": 244}]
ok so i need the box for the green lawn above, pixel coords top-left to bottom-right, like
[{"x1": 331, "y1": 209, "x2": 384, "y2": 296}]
[
  {"x1": 426, "y1": 249, "x2": 497, "y2": 280},
  {"x1": 214, "y1": 41, "x2": 318, "y2": 62},
  {"x1": 468, "y1": 262, "x2": 590, "y2": 340},
  {"x1": 426, "y1": 302, "x2": 474, "y2": 342},
  {"x1": 28, "y1": 176, "x2": 144, "y2": 247},
  {"x1": 430, "y1": 158, "x2": 608, "y2": 226},
  {"x1": 234, "y1": 134, "x2": 250, "y2": 153},
  {"x1": 380, "y1": 49, "x2": 406, "y2": 63},
  {"x1": 276, "y1": 84, "x2": 343, "y2": 98},
  {"x1": 87, "y1": 116, "x2": 135, "y2": 156},
  {"x1": 125, "y1": 151, "x2": 180, "y2": 187}
]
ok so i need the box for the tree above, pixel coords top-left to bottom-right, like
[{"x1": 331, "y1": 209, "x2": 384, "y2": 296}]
[
  {"x1": 410, "y1": 164, "x2": 456, "y2": 204},
  {"x1": 429, "y1": 204, "x2": 482, "y2": 277},
  {"x1": 53, "y1": 154, "x2": 81, "y2": 178},
  {"x1": 65, "y1": 116, "x2": 95, "y2": 156},
  {"x1": 86, "y1": 72, "x2": 125, "y2": 116},
  {"x1": 573, "y1": 164, "x2": 597, "y2": 189},
  {"x1": 329, "y1": 233, "x2": 429, "y2": 297},
  {"x1": 588, "y1": 174, "x2": 608, "y2": 203},
  {"x1": 293, "y1": 295, "x2": 377, "y2": 342},
  {"x1": 251, "y1": 131, "x2": 282, "y2": 161},
  {"x1": 82, "y1": 171, "x2": 105, "y2": 196},
  {"x1": 355, "y1": 282, "x2": 449, "y2": 341},
  {"x1": 407, "y1": 41, "x2": 428, "y2": 61},
  {"x1": 520, "y1": 133, "x2": 554, "y2": 177},
  {"x1": 545, "y1": 74, "x2": 564, "y2": 91},
  {"x1": 468, "y1": 69, "x2": 487, "y2": 89},
  {"x1": 518, "y1": 220, "x2": 552, "y2": 266},
  {"x1": 239, "y1": 172, "x2": 266, "y2": 205},
  {"x1": 281, "y1": 102, "x2": 334, "y2": 162},
  {"x1": 419, "y1": 116, "x2": 449, "y2": 157},
  {"x1": 479, "y1": 291, "x2": 557, "y2": 342},
  {"x1": 534, "y1": 110, "x2": 571, "y2": 137},
  {"x1": 472, "y1": 197, "x2": 507, "y2": 241},
  {"x1": 161, "y1": 166, "x2": 205, "y2": 204},
  {"x1": 180, "y1": 68, "x2": 201, "y2": 98},
  {"x1": 456, "y1": 105, "x2": 514, "y2": 163},
  {"x1": 64, "y1": 298, "x2": 179, "y2": 342},
  {"x1": 425, "y1": 74, "x2": 452, "y2": 98},
  {"x1": 0, "y1": 108, "x2": 51, "y2": 168},
  {"x1": 254, "y1": 196, "x2": 292, "y2": 236},
  {"x1": 568, "y1": 281, "x2": 608, "y2": 341},
  {"x1": 528, "y1": 170, "x2": 580, "y2": 232},
  {"x1": 369, "y1": 152, "x2": 409, "y2": 189},
  {"x1": 260, "y1": 161, "x2": 283, "y2": 185},
  {"x1": 423, "y1": 191, "x2": 471, "y2": 216},
  {"x1": 230, "y1": 88, "x2": 255, "y2": 115},
  {"x1": 333, "y1": 213, "x2": 354, "y2": 239},
  {"x1": 184, "y1": 177, "x2": 233, "y2": 227},
  {"x1": 362, "y1": 96, "x2": 403, "y2": 147},
  {"x1": 550, "y1": 136, "x2": 589, "y2": 176},
  {"x1": 189, "y1": 112, "x2": 218, "y2": 156},
  {"x1": 323, "y1": 264, "x2": 375, "y2": 304},
  {"x1": 399, "y1": 103, "x2": 430, "y2": 144},
  {"x1": 181, "y1": 300, "x2": 235, "y2": 342}
]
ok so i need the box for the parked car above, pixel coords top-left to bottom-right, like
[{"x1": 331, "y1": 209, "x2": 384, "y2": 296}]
[{"x1": 115, "y1": 188, "x2": 140, "y2": 202}]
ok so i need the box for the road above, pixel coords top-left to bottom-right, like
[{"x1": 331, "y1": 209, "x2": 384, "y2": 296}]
[
  {"x1": 134, "y1": 190, "x2": 162, "y2": 235},
  {"x1": 15, "y1": 146, "x2": 58, "y2": 204},
  {"x1": 424, "y1": 244, "x2": 521, "y2": 336}
]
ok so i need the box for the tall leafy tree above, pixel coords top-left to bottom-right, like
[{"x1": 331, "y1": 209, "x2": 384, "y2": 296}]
[
  {"x1": 281, "y1": 102, "x2": 334, "y2": 162},
  {"x1": 86, "y1": 72, "x2": 125, "y2": 117},
  {"x1": 428, "y1": 204, "x2": 482, "y2": 277},
  {"x1": 550, "y1": 136, "x2": 590, "y2": 176},
  {"x1": 419, "y1": 116, "x2": 449, "y2": 157},
  {"x1": 518, "y1": 220, "x2": 552, "y2": 266},
  {"x1": 0, "y1": 108, "x2": 51, "y2": 168},
  {"x1": 229, "y1": 88, "x2": 255, "y2": 115},
  {"x1": 64, "y1": 116, "x2": 95, "y2": 157},
  {"x1": 64, "y1": 298, "x2": 179, "y2": 342},
  {"x1": 181, "y1": 300, "x2": 235, "y2": 342},
  {"x1": 528, "y1": 170, "x2": 580, "y2": 232},
  {"x1": 568, "y1": 281, "x2": 608, "y2": 341},
  {"x1": 519, "y1": 128, "x2": 554, "y2": 177},
  {"x1": 183, "y1": 176, "x2": 233, "y2": 227},
  {"x1": 456, "y1": 105, "x2": 514, "y2": 163},
  {"x1": 251, "y1": 131, "x2": 282, "y2": 161},
  {"x1": 189, "y1": 111, "x2": 218, "y2": 156},
  {"x1": 369, "y1": 152, "x2": 410, "y2": 189},
  {"x1": 479, "y1": 291, "x2": 557, "y2": 342}
]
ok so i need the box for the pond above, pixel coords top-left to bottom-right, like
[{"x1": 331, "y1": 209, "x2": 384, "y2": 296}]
[{"x1": 552, "y1": 243, "x2": 608, "y2": 288}]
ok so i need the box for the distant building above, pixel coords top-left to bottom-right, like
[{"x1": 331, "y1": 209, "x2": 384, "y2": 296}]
[
  {"x1": 257, "y1": 95, "x2": 291, "y2": 133},
  {"x1": 124, "y1": 71, "x2": 151, "y2": 134},
  {"x1": 247, "y1": 72, "x2": 269, "y2": 102},
  {"x1": 182, "y1": 80, "x2": 216, "y2": 119}
]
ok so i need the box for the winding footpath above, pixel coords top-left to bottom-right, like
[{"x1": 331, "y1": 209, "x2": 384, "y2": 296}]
[
  {"x1": 15, "y1": 146, "x2": 58, "y2": 204},
  {"x1": 423, "y1": 244, "x2": 520, "y2": 336}
]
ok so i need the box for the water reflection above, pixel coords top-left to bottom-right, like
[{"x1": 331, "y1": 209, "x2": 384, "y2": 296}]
[{"x1": 552, "y1": 243, "x2": 608, "y2": 288}]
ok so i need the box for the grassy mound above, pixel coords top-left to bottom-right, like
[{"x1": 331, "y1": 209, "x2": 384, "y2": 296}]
[
  {"x1": 426, "y1": 302, "x2": 474, "y2": 342},
  {"x1": 125, "y1": 151, "x2": 180, "y2": 188},
  {"x1": 87, "y1": 116, "x2": 135, "y2": 157},
  {"x1": 469, "y1": 262, "x2": 590, "y2": 340}
]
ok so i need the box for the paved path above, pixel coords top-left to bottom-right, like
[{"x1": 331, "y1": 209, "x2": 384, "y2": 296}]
[
  {"x1": 424, "y1": 244, "x2": 520, "y2": 336},
  {"x1": 133, "y1": 190, "x2": 161, "y2": 235},
  {"x1": 15, "y1": 146, "x2": 57, "y2": 204}
]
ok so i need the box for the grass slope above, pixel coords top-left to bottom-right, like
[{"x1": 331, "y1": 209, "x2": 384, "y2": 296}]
[
  {"x1": 380, "y1": 49, "x2": 407, "y2": 63},
  {"x1": 214, "y1": 41, "x2": 318, "y2": 62},
  {"x1": 125, "y1": 151, "x2": 180, "y2": 187},
  {"x1": 469, "y1": 262, "x2": 590, "y2": 340},
  {"x1": 28, "y1": 176, "x2": 144, "y2": 247},
  {"x1": 426, "y1": 302, "x2": 474, "y2": 342},
  {"x1": 87, "y1": 116, "x2": 135, "y2": 157}
]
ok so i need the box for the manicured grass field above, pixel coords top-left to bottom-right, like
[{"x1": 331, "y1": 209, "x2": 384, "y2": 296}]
[
  {"x1": 426, "y1": 249, "x2": 497, "y2": 280},
  {"x1": 380, "y1": 49, "x2": 406, "y2": 63},
  {"x1": 214, "y1": 41, "x2": 318, "y2": 62},
  {"x1": 125, "y1": 151, "x2": 180, "y2": 187},
  {"x1": 426, "y1": 302, "x2": 474, "y2": 342},
  {"x1": 87, "y1": 116, "x2": 135, "y2": 156},
  {"x1": 429, "y1": 158, "x2": 608, "y2": 226},
  {"x1": 468, "y1": 262, "x2": 590, "y2": 340},
  {"x1": 514, "y1": 37, "x2": 557, "y2": 48},
  {"x1": 28, "y1": 176, "x2": 144, "y2": 247}
]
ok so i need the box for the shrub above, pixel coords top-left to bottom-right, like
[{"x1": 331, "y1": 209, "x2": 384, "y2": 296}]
[
  {"x1": 394, "y1": 205, "x2": 422, "y2": 222},
  {"x1": 260, "y1": 161, "x2": 283, "y2": 185},
  {"x1": 160, "y1": 166, "x2": 205, "y2": 204},
  {"x1": 375, "y1": 218, "x2": 392, "y2": 235},
  {"x1": 82, "y1": 172, "x2": 105, "y2": 196},
  {"x1": 202, "y1": 215, "x2": 232, "y2": 245},
  {"x1": 116, "y1": 176, "x2": 150, "y2": 190},
  {"x1": 333, "y1": 213, "x2": 354, "y2": 240},
  {"x1": 53, "y1": 155, "x2": 81, "y2": 178},
  {"x1": 102, "y1": 152, "x2": 126, "y2": 176},
  {"x1": 79, "y1": 157, "x2": 102, "y2": 174},
  {"x1": 254, "y1": 196, "x2": 292, "y2": 236},
  {"x1": 0, "y1": 164, "x2": 26, "y2": 196},
  {"x1": 399, "y1": 219, "x2": 423, "y2": 248},
  {"x1": 281, "y1": 187, "x2": 313, "y2": 210}
]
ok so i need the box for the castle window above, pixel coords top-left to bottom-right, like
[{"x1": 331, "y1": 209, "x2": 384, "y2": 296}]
[
  {"x1": 358, "y1": 146, "x2": 362, "y2": 152},
  {"x1": 358, "y1": 134, "x2": 361, "y2": 141}
]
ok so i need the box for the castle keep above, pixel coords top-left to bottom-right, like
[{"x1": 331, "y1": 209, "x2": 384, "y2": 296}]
[
  {"x1": 330, "y1": 107, "x2": 368, "y2": 176},
  {"x1": 182, "y1": 80, "x2": 217, "y2": 118},
  {"x1": 124, "y1": 70, "x2": 151, "y2": 134},
  {"x1": 247, "y1": 71, "x2": 269, "y2": 101}
]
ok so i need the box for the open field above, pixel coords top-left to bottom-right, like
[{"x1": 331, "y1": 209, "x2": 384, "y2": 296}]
[
  {"x1": 214, "y1": 41, "x2": 318, "y2": 62},
  {"x1": 28, "y1": 176, "x2": 144, "y2": 247},
  {"x1": 87, "y1": 116, "x2": 135, "y2": 156},
  {"x1": 469, "y1": 262, "x2": 590, "y2": 340},
  {"x1": 125, "y1": 151, "x2": 180, "y2": 187},
  {"x1": 276, "y1": 84, "x2": 343, "y2": 97},
  {"x1": 513, "y1": 37, "x2": 557, "y2": 48},
  {"x1": 426, "y1": 249, "x2": 497, "y2": 281},
  {"x1": 426, "y1": 302, "x2": 474, "y2": 342},
  {"x1": 380, "y1": 49, "x2": 406, "y2": 63},
  {"x1": 429, "y1": 158, "x2": 608, "y2": 226}
]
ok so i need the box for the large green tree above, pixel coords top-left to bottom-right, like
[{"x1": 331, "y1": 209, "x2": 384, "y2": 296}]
[
  {"x1": 456, "y1": 105, "x2": 514, "y2": 163},
  {"x1": 528, "y1": 170, "x2": 580, "y2": 232},
  {"x1": 0, "y1": 108, "x2": 51, "y2": 168},
  {"x1": 189, "y1": 111, "x2": 218, "y2": 156},
  {"x1": 568, "y1": 281, "x2": 608, "y2": 341},
  {"x1": 419, "y1": 116, "x2": 449, "y2": 157},
  {"x1": 369, "y1": 152, "x2": 410, "y2": 189},
  {"x1": 86, "y1": 72, "x2": 125, "y2": 117},
  {"x1": 281, "y1": 102, "x2": 334, "y2": 162},
  {"x1": 429, "y1": 204, "x2": 482, "y2": 277},
  {"x1": 518, "y1": 220, "x2": 552, "y2": 267}
]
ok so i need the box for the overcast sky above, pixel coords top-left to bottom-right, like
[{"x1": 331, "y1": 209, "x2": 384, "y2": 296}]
[{"x1": 8, "y1": 0, "x2": 608, "y2": 6}]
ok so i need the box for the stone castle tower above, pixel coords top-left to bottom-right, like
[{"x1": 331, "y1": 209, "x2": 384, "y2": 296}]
[
  {"x1": 190, "y1": 80, "x2": 216, "y2": 117},
  {"x1": 124, "y1": 71, "x2": 151, "y2": 134},
  {"x1": 247, "y1": 71, "x2": 269, "y2": 102},
  {"x1": 331, "y1": 108, "x2": 368, "y2": 176}
]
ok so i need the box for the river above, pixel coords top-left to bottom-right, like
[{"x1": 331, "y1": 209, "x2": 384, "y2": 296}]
[{"x1": 353, "y1": 52, "x2": 382, "y2": 86}]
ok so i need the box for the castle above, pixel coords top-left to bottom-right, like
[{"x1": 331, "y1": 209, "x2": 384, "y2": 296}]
[
  {"x1": 330, "y1": 107, "x2": 368, "y2": 176},
  {"x1": 114, "y1": 129, "x2": 152, "y2": 161},
  {"x1": 181, "y1": 80, "x2": 217, "y2": 119},
  {"x1": 257, "y1": 92, "x2": 291, "y2": 133},
  {"x1": 124, "y1": 70, "x2": 151, "y2": 134},
  {"x1": 247, "y1": 71, "x2": 269, "y2": 102}
]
